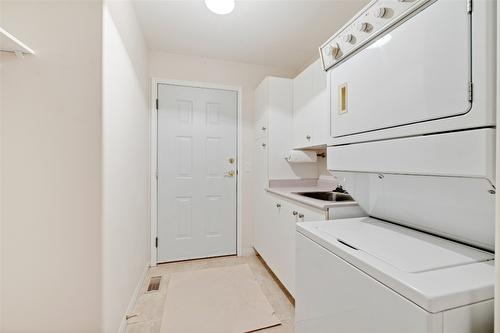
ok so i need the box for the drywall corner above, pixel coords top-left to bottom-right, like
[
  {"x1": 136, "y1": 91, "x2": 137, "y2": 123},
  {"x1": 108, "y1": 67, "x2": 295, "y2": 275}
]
[{"x1": 102, "y1": 1, "x2": 151, "y2": 332}]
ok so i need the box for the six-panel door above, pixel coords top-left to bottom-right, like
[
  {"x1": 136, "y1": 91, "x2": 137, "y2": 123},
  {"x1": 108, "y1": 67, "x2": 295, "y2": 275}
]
[{"x1": 157, "y1": 84, "x2": 238, "y2": 262}]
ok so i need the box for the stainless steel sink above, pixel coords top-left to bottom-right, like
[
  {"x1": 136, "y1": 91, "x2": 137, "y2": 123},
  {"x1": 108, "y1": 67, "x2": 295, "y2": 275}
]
[{"x1": 294, "y1": 191, "x2": 354, "y2": 202}]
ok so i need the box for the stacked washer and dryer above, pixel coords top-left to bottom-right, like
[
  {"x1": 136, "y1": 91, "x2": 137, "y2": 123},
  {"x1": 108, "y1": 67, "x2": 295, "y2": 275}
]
[{"x1": 295, "y1": 0, "x2": 496, "y2": 332}]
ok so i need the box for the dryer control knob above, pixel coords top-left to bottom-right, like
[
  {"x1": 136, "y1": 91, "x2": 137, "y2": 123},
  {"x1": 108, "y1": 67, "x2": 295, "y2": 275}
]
[
  {"x1": 330, "y1": 43, "x2": 341, "y2": 59},
  {"x1": 343, "y1": 34, "x2": 354, "y2": 43},
  {"x1": 373, "y1": 7, "x2": 387, "y2": 18},
  {"x1": 357, "y1": 22, "x2": 369, "y2": 32}
]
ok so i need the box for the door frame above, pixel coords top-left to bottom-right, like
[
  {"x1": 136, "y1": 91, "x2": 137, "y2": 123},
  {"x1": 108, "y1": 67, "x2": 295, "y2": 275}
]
[{"x1": 150, "y1": 78, "x2": 243, "y2": 266}]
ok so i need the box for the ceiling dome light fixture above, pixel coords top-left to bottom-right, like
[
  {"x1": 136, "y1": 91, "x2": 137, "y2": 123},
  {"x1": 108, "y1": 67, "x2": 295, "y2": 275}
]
[{"x1": 205, "y1": 0, "x2": 235, "y2": 15}]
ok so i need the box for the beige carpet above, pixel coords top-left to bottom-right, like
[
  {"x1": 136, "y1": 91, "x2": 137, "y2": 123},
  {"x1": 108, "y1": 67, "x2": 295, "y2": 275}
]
[{"x1": 160, "y1": 263, "x2": 281, "y2": 333}]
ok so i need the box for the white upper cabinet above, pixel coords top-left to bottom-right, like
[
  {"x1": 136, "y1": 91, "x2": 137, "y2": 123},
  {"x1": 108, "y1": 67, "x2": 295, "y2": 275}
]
[
  {"x1": 311, "y1": 60, "x2": 329, "y2": 146},
  {"x1": 254, "y1": 78, "x2": 268, "y2": 139},
  {"x1": 293, "y1": 64, "x2": 314, "y2": 148},
  {"x1": 254, "y1": 77, "x2": 318, "y2": 181},
  {"x1": 293, "y1": 59, "x2": 329, "y2": 148}
]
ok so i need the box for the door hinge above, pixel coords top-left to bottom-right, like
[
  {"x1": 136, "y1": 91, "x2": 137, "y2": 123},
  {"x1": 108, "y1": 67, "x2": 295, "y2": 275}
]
[
  {"x1": 466, "y1": 0, "x2": 472, "y2": 13},
  {"x1": 156, "y1": 99, "x2": 159, "y2": 110},
  {"x1": 469, "y1": 82, "x2": 473, "y2": 102},
  {"x1": 155, "y1": 169, "x2": 158, "y2": 180},
  {"x1": 155, "y1": 237, "x2": 158, "y2": 248}
]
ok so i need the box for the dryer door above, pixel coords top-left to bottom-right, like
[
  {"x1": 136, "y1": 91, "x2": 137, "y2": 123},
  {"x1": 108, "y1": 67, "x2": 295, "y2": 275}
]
[{"x1": 330, "y1": 0, "x2": 470, "y2": 139}]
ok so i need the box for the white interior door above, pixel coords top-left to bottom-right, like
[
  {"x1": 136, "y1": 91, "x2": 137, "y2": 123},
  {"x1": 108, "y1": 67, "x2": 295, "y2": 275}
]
[{"x1": 157, "y1": 83, "x2": 237, "y2": 263}]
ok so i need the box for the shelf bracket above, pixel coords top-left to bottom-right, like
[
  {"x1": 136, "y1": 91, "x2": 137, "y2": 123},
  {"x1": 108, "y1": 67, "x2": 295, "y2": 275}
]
[
  {"x1": 13, "y1": 50, "x2": 24, "y2": 59},
  {"x1": 1, "y1": 26, "x2": 36, "y2": 57}
]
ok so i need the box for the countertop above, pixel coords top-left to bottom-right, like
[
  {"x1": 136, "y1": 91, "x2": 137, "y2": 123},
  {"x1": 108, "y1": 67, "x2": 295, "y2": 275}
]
[{"x1": 265, "y1": 178, "x2": 359, "y2": 211}]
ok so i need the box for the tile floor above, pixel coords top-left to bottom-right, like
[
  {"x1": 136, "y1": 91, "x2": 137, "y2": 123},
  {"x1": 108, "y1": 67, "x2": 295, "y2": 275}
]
[{"x1": 125, "y1": 255, "x2": 295, "y2": 333}]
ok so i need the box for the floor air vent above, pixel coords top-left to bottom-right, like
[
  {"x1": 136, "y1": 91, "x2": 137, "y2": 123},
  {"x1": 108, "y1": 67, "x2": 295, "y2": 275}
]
[{"x1": 147, "y1": 276, "x2": 161, "y2": 292}]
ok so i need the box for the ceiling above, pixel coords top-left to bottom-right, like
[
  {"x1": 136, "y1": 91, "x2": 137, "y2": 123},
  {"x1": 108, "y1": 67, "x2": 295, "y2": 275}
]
[{"x1": 133, "y1": 0, "x2": 369, "y2": 72}]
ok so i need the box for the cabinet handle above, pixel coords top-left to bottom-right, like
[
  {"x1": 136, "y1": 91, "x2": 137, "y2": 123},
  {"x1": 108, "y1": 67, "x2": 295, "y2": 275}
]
[
  {"x1": 298, "y1": 213, "x2": 304, "y2": 218},
  {"x1": 261, "y1": 126, "x2": 266, "y2": 131},
  {"x1": 262, "y1": 143, "x2": 266, "y2": 147},
  {"x1": 276, "y1": 203, "x2": 281, "y2": 208},
  {"x1": 306, "y1": 135, "x2": 311, "y2": 140},
  {"x1": 292, "y1": 211, "x2": 298, "y2": 216}
]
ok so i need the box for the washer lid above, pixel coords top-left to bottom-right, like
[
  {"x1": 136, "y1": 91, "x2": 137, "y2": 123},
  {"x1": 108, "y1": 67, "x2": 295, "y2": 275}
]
[
  {"x1": 317, "y1": 219, "x2": 493, "y2": 273},
  {"x1": 297, "y1": 217, "x2": 495, "y2": 313}
]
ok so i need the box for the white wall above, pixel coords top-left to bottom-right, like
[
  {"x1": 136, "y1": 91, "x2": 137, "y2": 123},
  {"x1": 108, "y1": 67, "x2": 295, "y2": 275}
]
[
  {"x1": 0, "y1": 6, "x2": 3, "y2": 331},
  {"x1": 0, "y1": 2, "x2": 103, "y2": 332},
  {"x1": 102, "y1": 1, "x2": 150, "y2": 332},
  {"x1": 150, "y1": 52, "x2": 296, "y2": 255}
]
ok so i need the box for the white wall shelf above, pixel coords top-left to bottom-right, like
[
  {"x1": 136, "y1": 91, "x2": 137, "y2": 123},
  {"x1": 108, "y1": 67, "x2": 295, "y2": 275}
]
[{"x1": 0, "y1": 27, "x2": 35, "y2": 56}]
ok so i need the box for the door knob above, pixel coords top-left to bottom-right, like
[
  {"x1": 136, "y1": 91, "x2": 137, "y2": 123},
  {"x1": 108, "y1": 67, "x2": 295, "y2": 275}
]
[{"x1": 224, "y1": 170, "x2": 235, "y2": 177}]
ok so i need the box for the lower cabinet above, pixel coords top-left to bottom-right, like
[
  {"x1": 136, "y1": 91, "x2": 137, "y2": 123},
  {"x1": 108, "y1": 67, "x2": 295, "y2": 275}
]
[{"x1": 254, "y1": 192, "x2": 327, "y2": 297}]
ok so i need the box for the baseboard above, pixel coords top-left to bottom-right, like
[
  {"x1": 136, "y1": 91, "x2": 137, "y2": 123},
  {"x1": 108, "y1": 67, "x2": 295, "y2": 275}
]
[
  {"x1": 254, "y1": 250, "x2": 295, "y2": 306},
  {"x1": 118, "y1": 264, "x2": 150, "y2": 333},
  {"x1": 240, "y1": 246, "x2": 255, "y2": 257}
]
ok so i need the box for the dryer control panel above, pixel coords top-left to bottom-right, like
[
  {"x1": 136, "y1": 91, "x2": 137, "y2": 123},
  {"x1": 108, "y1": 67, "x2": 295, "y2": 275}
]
[{"x1": 319, "y1": 0, "x2": 436, "y2": 71}]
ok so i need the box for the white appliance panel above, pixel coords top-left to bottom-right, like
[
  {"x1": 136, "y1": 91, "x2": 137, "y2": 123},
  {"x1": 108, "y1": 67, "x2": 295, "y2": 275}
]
[
  {"x1": 328, "y1": 128, "x2": 495, "y2": 180},
  {"x1": 296, "y1": 223, "x2": 495, "y2": 333},
  {"x1": 333, "y1": 172, "x2": 495, "y2": 251},
  {"x1": 296, "y1": 232, "x2": 443, "y2": 333},
  {"x1": 307, "y1": 0, "x2": 496, "y2": 331},
  {"x1": 443, "y1": 301, "x2": 494, "y2": 333},
  {"x1": 297, "y1": 219, "x2": 495, "y2": 314},
  {"x1": 316, "y1": 220, "x2": 493, "y2": 273},
  {"x1": 320, "y1": 0, "x2": 434, "y2": 71},
  {"x1": 330, "y1": 0, "x2": 470, "y2": 138},
  {"x1": 328, "y1": 129, "x2": 496, "y2": 250}
]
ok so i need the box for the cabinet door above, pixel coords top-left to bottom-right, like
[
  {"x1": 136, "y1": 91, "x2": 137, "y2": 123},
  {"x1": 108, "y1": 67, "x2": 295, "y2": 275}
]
[
  {"x1": 255, "y1": 79, "x2": 268, "y2": 139},
  {"x1": 253, "y1": 138, "x2": 269, "y2": 260},
  {"x1": 263, "y1": 194, "x2": 295, "y2": 296},
  {"x1": 253, "y1": 140, "x2": 268, "y2": 257},
  {"x1": 264, "y1": 195, "x2": 287, "y2": 285},
  {"x1": 267, "y1": 78, "x2": 295, "y2": 179},
  {"x1": 255, "y1": 193, "x2": 280, "y2": 271},
  {"x1": 254, "y1": 137, "x2": 268, "y2": 191},
  {"x1": 253, "y1": 189, "x2": 267, "y2": 257},
  {"x1": 276, "y1": 197, "x2": 328, "y2": 297},
  {"x1": 280, "y1": 202, "x2": 298, "y2": 296},
  {"x1": 311, "y1": 59, "x2": 329, "y2": 146},
  {"x1": 293, "y1": 68, "x2": 314, "y2": 148}
]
